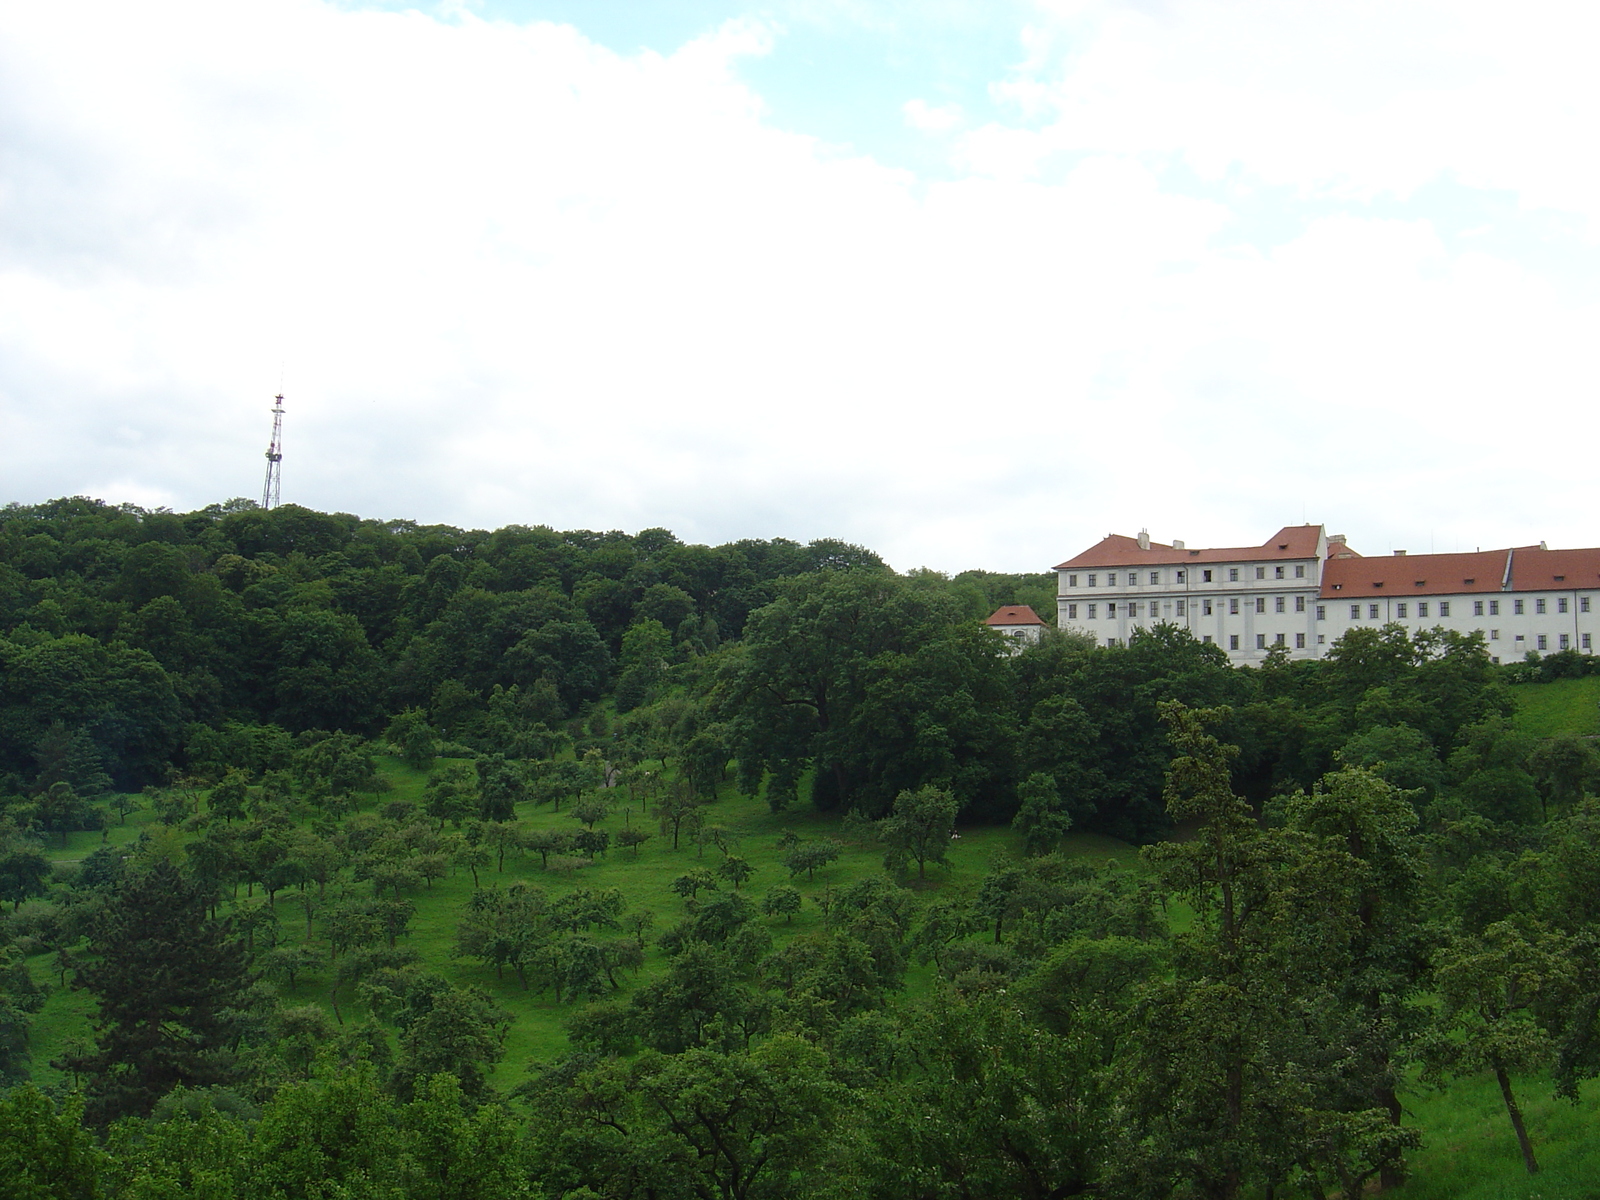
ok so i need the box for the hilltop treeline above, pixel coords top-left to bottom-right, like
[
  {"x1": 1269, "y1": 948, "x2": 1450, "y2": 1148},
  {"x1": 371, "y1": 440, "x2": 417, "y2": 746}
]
[{"x1": 5, "y1": 496, "x2": 1580, "y2": 846}]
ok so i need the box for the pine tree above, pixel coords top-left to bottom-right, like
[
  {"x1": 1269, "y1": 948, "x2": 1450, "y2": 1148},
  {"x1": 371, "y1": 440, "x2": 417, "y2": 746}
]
[{"x1": 67, "y1": 857, "x2": 250, "y2": 1124}]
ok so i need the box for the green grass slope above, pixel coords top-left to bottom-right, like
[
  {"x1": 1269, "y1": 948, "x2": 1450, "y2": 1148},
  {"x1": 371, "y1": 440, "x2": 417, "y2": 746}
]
[{"x1": 1511, "y1": 675, "x2": 1600, "y2": 740}]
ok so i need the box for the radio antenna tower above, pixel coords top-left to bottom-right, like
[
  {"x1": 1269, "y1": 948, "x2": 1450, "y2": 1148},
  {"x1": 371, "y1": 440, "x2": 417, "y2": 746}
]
[{"x1": 261, "y1": 394, "x2": 285, "y2": 510}]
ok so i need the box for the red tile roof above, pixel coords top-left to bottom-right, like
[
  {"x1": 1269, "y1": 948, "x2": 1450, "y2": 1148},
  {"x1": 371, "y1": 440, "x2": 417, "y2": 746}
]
[
  {"x1": 1055, "y1": 525, "x2": 1329, "y2": 571},
  {"x1": 1508, "y1": 547, "x2": 1600, "y2": 591},
  {"x1": 1320, "y1": 549, "x2": 1513, "y2": 598},
  {"x1": 984, "y1": 605, "x2": 1047, "y2": 627}
]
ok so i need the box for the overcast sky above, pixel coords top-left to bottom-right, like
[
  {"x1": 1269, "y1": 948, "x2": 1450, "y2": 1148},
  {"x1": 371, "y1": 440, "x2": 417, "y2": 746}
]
[{"x1": 3, "y1": 0, "x2": 1598, "y2": 573}]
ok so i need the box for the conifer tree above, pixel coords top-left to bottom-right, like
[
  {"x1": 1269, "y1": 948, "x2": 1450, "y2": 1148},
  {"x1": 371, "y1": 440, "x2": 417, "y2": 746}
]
[{"x1": 67, "y1": 857, "x2": 250, "y2": 1124}]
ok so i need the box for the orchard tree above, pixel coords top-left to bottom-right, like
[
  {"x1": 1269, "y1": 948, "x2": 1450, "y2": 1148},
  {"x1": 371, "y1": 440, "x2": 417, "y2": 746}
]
[
  {"x1": 1422, "y1": 922, "x2": 1575, "y2": 1176},
  {"x1": 872, "y1": 785, "x2": 959, "y2": 880},
  {"x1": 1013, "y1": 772, "x2": 1074, "y2": 857}
]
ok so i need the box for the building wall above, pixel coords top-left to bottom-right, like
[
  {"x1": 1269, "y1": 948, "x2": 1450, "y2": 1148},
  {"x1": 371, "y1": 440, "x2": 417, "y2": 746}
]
[
  {"x1": 1056, "y1": 556, "x2": 1322, "y2": 663},
  {"x1": 1055, "y1": 534, "x2": 1600, "y2": 665},
  {"x1": 1312, "y1": 588, "x2": 1599, "y2": 663}
]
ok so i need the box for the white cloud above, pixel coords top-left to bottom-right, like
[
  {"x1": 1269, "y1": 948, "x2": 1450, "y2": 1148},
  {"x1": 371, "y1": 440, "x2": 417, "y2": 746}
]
[
  {"x1": 2, "y1": 0, "x2": 1598, "y2": 573},
  {"x1": 903, "y1": 98, "x2": 964, "y2": 131}
]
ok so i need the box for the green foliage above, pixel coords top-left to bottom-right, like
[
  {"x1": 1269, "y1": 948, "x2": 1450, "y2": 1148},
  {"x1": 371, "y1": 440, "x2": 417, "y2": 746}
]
[
  {"x1": 1013, "y1": 772, "x2": 1073, "y2": 856},
  {"x1": 68, "y1": 856, "x2": 252, "y2": 1124},
  {"x1": 871, "y1": 784, "x2": 959, "y2": 879},
  {"x1": 0, "y1": 1086, "x2": 101, "y2": 1199}
]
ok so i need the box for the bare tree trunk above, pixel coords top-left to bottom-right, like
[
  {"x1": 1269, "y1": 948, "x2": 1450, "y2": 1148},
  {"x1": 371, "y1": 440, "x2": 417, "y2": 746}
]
[{"x1": 1494, "y1": 1062, "x2": 1540, "y2": 1175}]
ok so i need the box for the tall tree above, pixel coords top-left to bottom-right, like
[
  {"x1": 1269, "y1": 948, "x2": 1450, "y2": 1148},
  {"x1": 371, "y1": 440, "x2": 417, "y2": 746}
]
[{"x1": 67, "y1": 857, "x2": 251, "y2": 1124}]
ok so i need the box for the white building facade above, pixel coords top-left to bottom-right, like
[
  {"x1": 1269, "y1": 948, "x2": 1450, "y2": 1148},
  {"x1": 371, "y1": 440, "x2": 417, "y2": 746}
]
[{"x1": 1055, "y1": 526, "x2": 1600, "y2": 666}]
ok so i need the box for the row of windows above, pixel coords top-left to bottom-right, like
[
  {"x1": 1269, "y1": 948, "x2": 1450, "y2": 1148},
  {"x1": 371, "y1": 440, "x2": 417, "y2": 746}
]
[
  {"x1": 1206, "y1": 633, "x2": 1309, "y2": 651},
  {"x1": 1064, "y1": 595, "x2": 1314, "y2": 620},
  {"x1": 1068, "y1": 597, "x2": 1598, "y2": 639},
  {"x1": 1066, "y1": 564, "x2": 1309, "y2": 588},
  {"x1": 1329, "y1": 595, "x2": 1593, "y2": 621},
  {"x1": 1067, "y1": 601, "x2": 1190, "y2": 620}
]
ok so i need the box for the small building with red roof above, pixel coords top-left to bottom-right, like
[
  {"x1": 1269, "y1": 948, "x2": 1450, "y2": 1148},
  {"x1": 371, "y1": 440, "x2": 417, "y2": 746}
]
[{"x1": 984, "y1": 605, "x2": 1048, "y2": 652}]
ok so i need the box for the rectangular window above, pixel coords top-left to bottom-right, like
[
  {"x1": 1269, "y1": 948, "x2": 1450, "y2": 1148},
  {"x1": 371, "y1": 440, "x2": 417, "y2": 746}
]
[
  {"x1": 1150, "y1": 572, "x2": 1160, "y2": 585},
  {"x1": 1176, "y1": 599, "x2": 1186, "y2": 616},
  {"x1": 1087, "y1": 574, "x2": 1097, "y2": 588},
  {"x1": 1350, "y1": 604, "x2": 1361, "y2": 619},
  {"x1": 1316, "y1": 605, "x2": 1326, "y2": 620},
  {"x1": 1514, "y1": 598, "x2": 1525, "y2": 614},
  {"x1": 1536, "y1": 598, "x2": 1547, "y2": 614},
  {"x1": 1107, "y1": 573, "x2": 1117, "y2": 587},
  {"x1": 1317, "y1": 634, "x2": 1326, "y2": 644},
  {"x1": 1176, "y1": 570, "x2": 1186, "y2": 583},
  {"x1": 1128, "y1": 602, "x2": 1138, "y2": 618},
  {"x1": 1068, "y1": 574, "x2": 1078, "y2": 587},
  {"x1": 1108, "y1": 638, "x2": 1117, "y2": 648},
  {"x1": 1369, "y1": 604, "x2": 1380, "y2": 619},
  {"x1": 1256, "y1": 597, "x2": 1267, "y2": 614},
  {"x1": 1295, "y1": 596, "x2": 1306, "y2": 613},
  {"x1": 1230, "y1": 598, "x2": 1240, "y2": 615},
  {"x1": 1295, "y1": 633, "x2": 1306, "y2": 649},
  {"x1": 1256, "y1": 567, "x2": 1266, "y2": 580},
  {"x1": 1107, "y1": 603, "x2": 1117, "y2": 617},
  {"x1": 1275, "y1": 566, "x2": 1285, "y2": 579},
  {"x1": 1417, "y1": 601, "x2": 1429, "y2": 617},
  {"x1": 1229, "y1": 568, "x2": 1239, "y2": 582},
  {"x1": 1275, "y1": 633, "x2": 1286, "y2": 646},
  {"x1": 1560, "y1": 633, "x2": 1571, "y2": 650},
  {"x1": 1203, "y1": 599, "x2": 1214, "y2": 616},
  {"x1": 1087, "y1": 604, "x2": 1097, "y2": 619},
  {"x1": 1490, "y1": 629, "x2": 1499, "y2": 640},
  {"x1": 1559, "y1": 597, "x2": 1569, "y2": 614},
  {"x1": 1203, "y1": 570, "x2": 1213, "y2": 582},
  {"x1": 1538, "y1": 634, "x2": 1548, "y2": 651},
  {"x1": 1490, "y1": 600, "x2": 1499, "y2": 615},
  {"x1": 1582, "y1": 596, "x2": 1592, "y2": 613},
  {"x1": 1397, "y1": 602, "x2": 1408, "y2": 618},
  {"x1": 1295, "y1": 565, "x2": 1306, "y2": 578},
  {"x1": 1067, "y1": 604, "x2": 1078, "y2": 619},
  {"x1": 1274, "y1": 596, "x2": 1286, "y2": 613},
  {"x1": 1229, "y1": 635, "x2": 1240, "y2": 650},
  {"x1": 1473, "y1": 600, "x2": 1484, "y2": 616},
  {"x1": 1202, "y1": 634, "x2": 1213, "y2": 644},
  {"x1": 1439, "y1": 602, "x2": 1450, "y2": 617},
  {"x1": 1256, "y1": 634, "x2": 1267, "y2": 649},
  {"x1": 1584, "y1": 633, "x2": 1592, "y2": 650}
]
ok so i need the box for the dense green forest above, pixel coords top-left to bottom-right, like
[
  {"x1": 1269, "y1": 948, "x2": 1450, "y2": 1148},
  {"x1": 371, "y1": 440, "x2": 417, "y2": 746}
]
[{"x1": 1, "y1": 495, "x2": 1598, "y2": 1199}]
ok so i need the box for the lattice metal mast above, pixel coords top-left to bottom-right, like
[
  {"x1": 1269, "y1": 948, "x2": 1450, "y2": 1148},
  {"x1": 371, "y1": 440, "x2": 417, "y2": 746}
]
[{"x1": 261, "y1": 394, "x2": 284, "y2": 510}]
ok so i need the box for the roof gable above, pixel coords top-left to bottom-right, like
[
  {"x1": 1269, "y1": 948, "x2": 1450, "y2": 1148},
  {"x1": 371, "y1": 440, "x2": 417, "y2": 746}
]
[{"x1": 1055, "y1": 525, "x2": 1329, "y2": 570}]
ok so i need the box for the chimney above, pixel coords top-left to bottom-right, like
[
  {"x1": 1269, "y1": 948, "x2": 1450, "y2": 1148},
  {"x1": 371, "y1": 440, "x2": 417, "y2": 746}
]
[
  {"x1": 1329, "y1": 534, "x2": 1346, "y2": 545},
  {"x1": 1137, "y1": 529, "x2": 1150, "y2": 551},
  {"x1": 1172, "y1": 539, "x2": 1185, "y2": 550}
]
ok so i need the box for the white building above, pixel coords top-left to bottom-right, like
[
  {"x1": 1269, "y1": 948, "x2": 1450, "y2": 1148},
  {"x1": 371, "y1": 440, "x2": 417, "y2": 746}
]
[
  {"x1": 984, "y1": 604, "x2": 1048, "y2": 652},
  {"x1": 1055, "y1": 526, "x2": 1600, "y2": 665}
]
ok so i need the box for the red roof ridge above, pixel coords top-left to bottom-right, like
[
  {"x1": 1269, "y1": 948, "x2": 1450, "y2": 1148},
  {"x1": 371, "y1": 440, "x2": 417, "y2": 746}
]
[{"x1": 985, "y1": 605, "x2": 1046, "y2": 626}]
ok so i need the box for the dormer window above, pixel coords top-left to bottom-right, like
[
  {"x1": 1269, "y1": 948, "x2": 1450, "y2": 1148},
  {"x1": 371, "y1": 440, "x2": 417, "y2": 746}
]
[
  {"x1": 1555, "y1": 575, "x2": 1566, "y2": 582},
  {"x1": 1463, "y1": 578, "x2": 1475, "y2": 585},
  {"x1": 1373, "y1": 582, "x2": 1383, "y2": 588}
]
